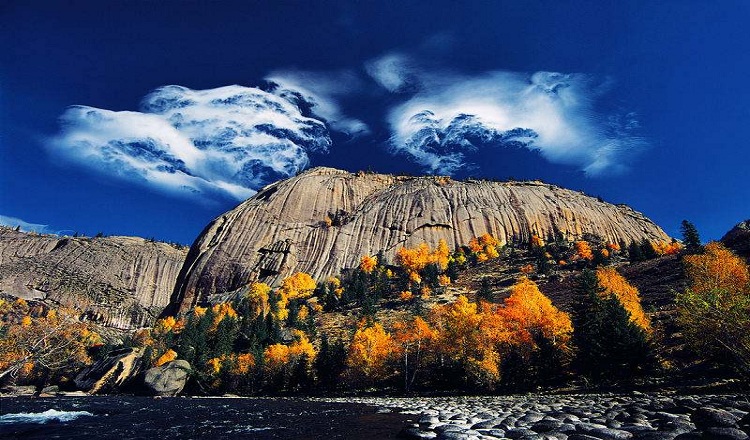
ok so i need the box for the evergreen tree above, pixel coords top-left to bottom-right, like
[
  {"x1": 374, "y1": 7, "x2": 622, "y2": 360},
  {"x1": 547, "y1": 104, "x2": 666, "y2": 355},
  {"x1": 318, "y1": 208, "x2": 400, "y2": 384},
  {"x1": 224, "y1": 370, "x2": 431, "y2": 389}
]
[
  {"x1": 628, "y1": 241, "x2": 645, "y2": 263},
  {"x1": 314, "y1": 334, "x2": 347, "y2": 391},
  {"x1": 640, "y1": 238, "x2": 658, "y2": 260},
  {"x1": 476, "y1": 278, "x2": 494, "y2": 303},
  {"x1": 680, "y1": 220, "x2": 702, "y2": 254},
  {"x1": 572, "y1": 270, "x2": 654, "y2": 384},
  {"x1": 212, "y1": 316, "x2": 238, "y2": 358}
]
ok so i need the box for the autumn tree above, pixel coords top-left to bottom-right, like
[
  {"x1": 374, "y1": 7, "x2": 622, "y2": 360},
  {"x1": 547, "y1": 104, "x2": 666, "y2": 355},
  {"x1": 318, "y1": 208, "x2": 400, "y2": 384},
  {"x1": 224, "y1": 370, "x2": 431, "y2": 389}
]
[
  {"x1": 246, "y1": 282, "x2": 271, "y2": 318},
  {"x1": 359, "y1": 255, "x2": 378, "y2": 273},
  {"x1": 575, "y1": 241, "x2": 594, "y2": 261},
  {"x1": 498, "y1": 278, "x2": 572, "y2": 388},
  {"x1": 500, "y1": 277, "x2": 573, "y2": 347},
  {"x1": 280, "y1": 272, "x2": 317, "y2": 300},
  {"x1": 0, "y1": 302, "x2": 101, "y2": 383},
  {"x1": 392, "y1": 316, "x2": 437, "y2": 391},
  {"x1": 346, "y1": 322, "x2": 397, "y2": 386},
  {"x1": 263, "y1": 330, "x2": 316, "y2": 392},
  {"x1": 429, "y1": 295, "x2": 505, "y2": 389},
  {"x1": 596, "y1": 267, "x2": 651, "y2": 333},
  {"x1": 677, "y1": 242, "x2": 750, "y2": 376}
]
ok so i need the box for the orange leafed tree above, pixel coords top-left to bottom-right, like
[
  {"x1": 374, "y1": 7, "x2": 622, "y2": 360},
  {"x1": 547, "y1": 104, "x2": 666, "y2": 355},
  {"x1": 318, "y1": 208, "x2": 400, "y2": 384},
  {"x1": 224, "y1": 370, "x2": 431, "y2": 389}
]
[
  {"x1": 499, "y1": 277, "x2": 573, "y2": 347},
  {"x1": 596, "y1": 267, "x2": 651, "y2": 332},
  {"x1": 263, "y1": 330, "x2": 316, "y2": 379},
  {"x1": 684, "y1": 242, "x2": 749, "y2": 295},
  {"x1": 575, "y1": 241, "x2": 594, "y2": 261},
  {"x1": 429, "y1": 295, "x2": 507, "y2": 386},
  {"x1": 677, "y1": 242, "x2": 750, "y2": 372},
  {"x1": 211, "y1": 302, "x2": 238, "y2": 331},
  {"x1": 359, "y1": 255, "x2": 378, "y2": 273},
  {"x1": 0, "y1": 305, "x2": 102, "y2": 381},
  {"x1": 280, "y1": 272, "x2": 317, "y2": 300},
  {"x1": 155, "y1": 349, "x2": 178, "y2": 367},
  {"x1": 652, "y1": 241, "x2": 683, "y2": 256},
  {"x1": 530, "y1": 234, "x2": 545, "y2": 248},
  {"x1": 346, "y1": 322, "x2": 396, "y2": 383}
]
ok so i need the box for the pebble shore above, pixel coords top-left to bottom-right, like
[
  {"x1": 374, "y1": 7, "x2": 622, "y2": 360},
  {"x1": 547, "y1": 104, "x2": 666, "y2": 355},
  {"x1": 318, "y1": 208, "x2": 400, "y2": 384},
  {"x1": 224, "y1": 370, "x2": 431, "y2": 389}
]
[{"x1": 319, "y1": 394, "x2": 750, "y2": 440}]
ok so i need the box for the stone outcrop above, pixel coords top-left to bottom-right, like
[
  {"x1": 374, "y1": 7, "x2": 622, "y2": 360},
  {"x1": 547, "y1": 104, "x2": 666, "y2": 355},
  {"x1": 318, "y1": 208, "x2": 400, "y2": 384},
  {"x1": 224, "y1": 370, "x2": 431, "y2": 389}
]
[
  {"x1": 0, "y1": 228, "x2": 187, "y2": 329},
  {"x1": 143, "y1": 360, "x2": 191, "y2": 396},
  {"x1": 74, "y1": 347, "x2": 147, "y2": 394},
  {"x1": 721, "y1": 219, "x2": 750, "y2": 259},
  {"x1": 167, "y1": 167, "x2": 669, "y2": 315}
]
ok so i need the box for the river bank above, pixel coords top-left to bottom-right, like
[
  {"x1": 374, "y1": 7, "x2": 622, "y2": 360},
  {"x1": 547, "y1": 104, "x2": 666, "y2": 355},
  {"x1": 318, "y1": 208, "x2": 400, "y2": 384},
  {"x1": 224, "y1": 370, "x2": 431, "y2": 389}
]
[{"x1": 3, "y1": 393, "x2": 750, "y2": 439}]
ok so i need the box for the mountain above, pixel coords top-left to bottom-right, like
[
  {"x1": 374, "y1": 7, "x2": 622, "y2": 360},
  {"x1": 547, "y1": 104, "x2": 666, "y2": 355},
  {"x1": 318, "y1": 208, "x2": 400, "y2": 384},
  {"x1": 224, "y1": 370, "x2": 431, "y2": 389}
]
[
  {"x1": 166, "y1": 167, "x2": 669, "y2": 315},
  {"x1": 721, "y1": 219, "x2": 750, "y2": 259},
  {"x1": 0, "y1": 228, "x2": 187, "y2": 329}
]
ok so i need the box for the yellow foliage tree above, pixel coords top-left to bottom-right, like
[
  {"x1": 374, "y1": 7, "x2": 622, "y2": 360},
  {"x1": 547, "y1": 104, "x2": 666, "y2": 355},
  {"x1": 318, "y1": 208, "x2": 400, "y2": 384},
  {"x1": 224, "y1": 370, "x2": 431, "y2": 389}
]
[
  {"x1": 530, "y1": 234, "x2": 545, "y2": 248},
  {"x1": 263, "y1": 330, "x2": 316, "y2": 379},
  {"x1": 211, "y1": 302, "x2": 238, "y2": 331},
  {"x1": 153, "y1": 316, "x2": 177, "y2": 335},
  {"x1": 652, "y1": 241, "x2": 683, "y2": 256},
  {"x1": 575, "y1": 241, "x2": 594, "y2": 261},
  {"x1": 346, "y1": 323, "x2": 396, "y2": 383},
  {"x1": 499, "y1": 277, "x2": 573, "y2": 346},
  {"x1": 429, "y1": 295, "x2": 507, "y2": 388},
  {"x1": 155, "y1": 349, "x2": 177, "y2": 367},
  {"x1": 392, "y1": 316, "x2": 437, "y2": 390},
  {"x1": 246, "y1": 282, "x2": 271, "y2": 318},
  {"x1": 596, "y1": 267, "x2": 651, "y2": 332},
  {"x1": 683, "y1": 242, "x2": 749, "y2": 295},
  {"x1": 280, "y1": 272, "x2": 317, "y2": 300},
  {"x1": 0, "y1": 305, "x2": 101, "y2": 381},
  {"x1": 359, "y1": 255, "x2": 378, "y2": 273},
  {"x1": 677, "y1": 242, "x2": 750, "y2": 373}
]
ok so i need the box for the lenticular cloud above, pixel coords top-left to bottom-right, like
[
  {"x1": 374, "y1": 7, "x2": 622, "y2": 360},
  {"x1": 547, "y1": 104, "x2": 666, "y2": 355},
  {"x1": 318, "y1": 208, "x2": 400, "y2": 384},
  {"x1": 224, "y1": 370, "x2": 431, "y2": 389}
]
[
  {"x1": 385, "y1": 67, "x2": 647, "y2": 175},
  {"x1": 50, "y1": 85, "x2": 332, "y2": 201}
]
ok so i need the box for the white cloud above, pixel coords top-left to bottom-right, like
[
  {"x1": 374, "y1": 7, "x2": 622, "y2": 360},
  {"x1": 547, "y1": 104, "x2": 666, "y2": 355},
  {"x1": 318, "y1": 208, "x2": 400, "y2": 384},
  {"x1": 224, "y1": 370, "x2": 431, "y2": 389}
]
[
  {"x1": 50, "y1": 85, "x2": 333, "y2": 201},
  {"x1": 265, "y1": 70, "x2": 370, "y2": 137},
  {"x1": 0, "y1": 215, "x2": 54, "y2": 234},
  {"x1": 386, "y1": 65, "x2": 647, "y2": 175},
  {"x1": 365, "y1": 52, "x2": 417, "y2": 93}
]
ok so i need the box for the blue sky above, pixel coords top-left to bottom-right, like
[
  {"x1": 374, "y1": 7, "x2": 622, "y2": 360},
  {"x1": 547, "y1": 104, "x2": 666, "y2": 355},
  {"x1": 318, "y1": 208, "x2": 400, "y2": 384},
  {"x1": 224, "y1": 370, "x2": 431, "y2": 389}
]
[{"x1": 1, "y1": 1, "x2": 748, "y2": 245}]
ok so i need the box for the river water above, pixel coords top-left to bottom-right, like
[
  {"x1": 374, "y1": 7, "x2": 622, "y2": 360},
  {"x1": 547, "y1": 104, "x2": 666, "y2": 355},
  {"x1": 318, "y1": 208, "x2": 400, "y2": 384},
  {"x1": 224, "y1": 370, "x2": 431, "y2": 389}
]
[{"x1": 0, "y1": 396, "x2": 410, "y2": 439}]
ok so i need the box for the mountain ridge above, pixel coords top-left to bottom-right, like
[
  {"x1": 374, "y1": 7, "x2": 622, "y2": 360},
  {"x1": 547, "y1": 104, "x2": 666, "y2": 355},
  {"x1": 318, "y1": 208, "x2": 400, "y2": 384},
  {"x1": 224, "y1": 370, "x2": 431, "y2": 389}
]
[{"x1": 166, "y1": 166, "x2": 669, "y2": 315}]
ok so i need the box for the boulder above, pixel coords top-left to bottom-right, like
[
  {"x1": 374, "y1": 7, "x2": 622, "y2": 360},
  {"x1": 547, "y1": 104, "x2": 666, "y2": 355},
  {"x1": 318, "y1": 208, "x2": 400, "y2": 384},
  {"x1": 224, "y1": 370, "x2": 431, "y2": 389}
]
[
  {"x1": 690, "y1": 407, "x2": 740, "y2": 429},
  {"x1": 74, "y1": 347, "x2": 146, "y2": 394},
  {"x1": 144, "y1": 360, "x2": 191, "y2": 396}
]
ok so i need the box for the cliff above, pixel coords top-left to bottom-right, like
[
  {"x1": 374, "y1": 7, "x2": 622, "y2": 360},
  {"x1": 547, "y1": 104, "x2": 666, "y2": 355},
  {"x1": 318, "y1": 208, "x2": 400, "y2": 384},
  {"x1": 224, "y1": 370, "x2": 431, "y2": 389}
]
[
  {"x1": 0, "y1": 228, "x2": 187, "y2": 329},
  {"x1": 721, "y1": 219, "x2": 750, "y2": 259},
  {"x1": 167, "y1": 167, "x2": 669, "y2": 315}
]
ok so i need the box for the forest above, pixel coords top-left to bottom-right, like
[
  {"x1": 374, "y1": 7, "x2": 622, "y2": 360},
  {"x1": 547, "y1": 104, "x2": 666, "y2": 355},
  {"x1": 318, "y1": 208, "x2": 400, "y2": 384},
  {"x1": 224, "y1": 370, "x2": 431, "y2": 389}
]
[{"x1": 1, "y1": 223, "x2": 749, "y2": 396}]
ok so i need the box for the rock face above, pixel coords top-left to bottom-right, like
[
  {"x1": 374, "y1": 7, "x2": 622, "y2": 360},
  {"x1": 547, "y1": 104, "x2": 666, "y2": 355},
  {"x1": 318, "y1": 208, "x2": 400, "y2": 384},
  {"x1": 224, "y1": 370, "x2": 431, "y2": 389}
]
[
  {"x1": 167, "y1": 167, "x2": 669, "y2": 315},
  {"x1": 0, "y1": 228, "x2": 187, "y2": 329},
  {"x1": 74, "y1": 347, "x2": 146, "y2": 394},
  {"x1": 721, "y1": 219, "x2": 750, "y2": 259},
  {"x1": 143, "y1": 360, "x2": 191, "y2": 396}
]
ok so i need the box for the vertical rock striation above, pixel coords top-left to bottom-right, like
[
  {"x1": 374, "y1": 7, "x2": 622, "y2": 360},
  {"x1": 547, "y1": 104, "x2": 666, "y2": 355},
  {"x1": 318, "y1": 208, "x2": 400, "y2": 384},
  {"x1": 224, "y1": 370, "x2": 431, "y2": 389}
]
[
  {"x1": 0, "y1": 228, "x2": 187, "y2": 329},
  {"x1": 167, "y1": 167, "x2": 669, "y2": 315}
]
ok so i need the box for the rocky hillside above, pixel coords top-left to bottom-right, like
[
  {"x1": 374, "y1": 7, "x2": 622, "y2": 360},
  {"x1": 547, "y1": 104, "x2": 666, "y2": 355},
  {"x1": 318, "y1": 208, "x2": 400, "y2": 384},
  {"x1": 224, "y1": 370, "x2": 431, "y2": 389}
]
[
  {"x1": 721, "y1": 219, "x2": 750, "y2": 259},
  {"x1": 0, "y1": 228, "x2": 187, "y2": 329},
  {"x1": 167, "y1": 167, "x2": 669, "y2": 315}
]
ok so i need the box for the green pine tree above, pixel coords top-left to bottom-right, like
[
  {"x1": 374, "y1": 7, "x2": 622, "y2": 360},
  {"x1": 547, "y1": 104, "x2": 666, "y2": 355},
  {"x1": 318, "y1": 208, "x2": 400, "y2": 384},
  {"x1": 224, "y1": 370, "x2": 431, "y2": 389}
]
[
  {"x1": 680, "y1": 220, "x2": 702, "y2": 254},
  {"x1": 572, "y1": 270, "x2": 654, "y2": 384}
]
